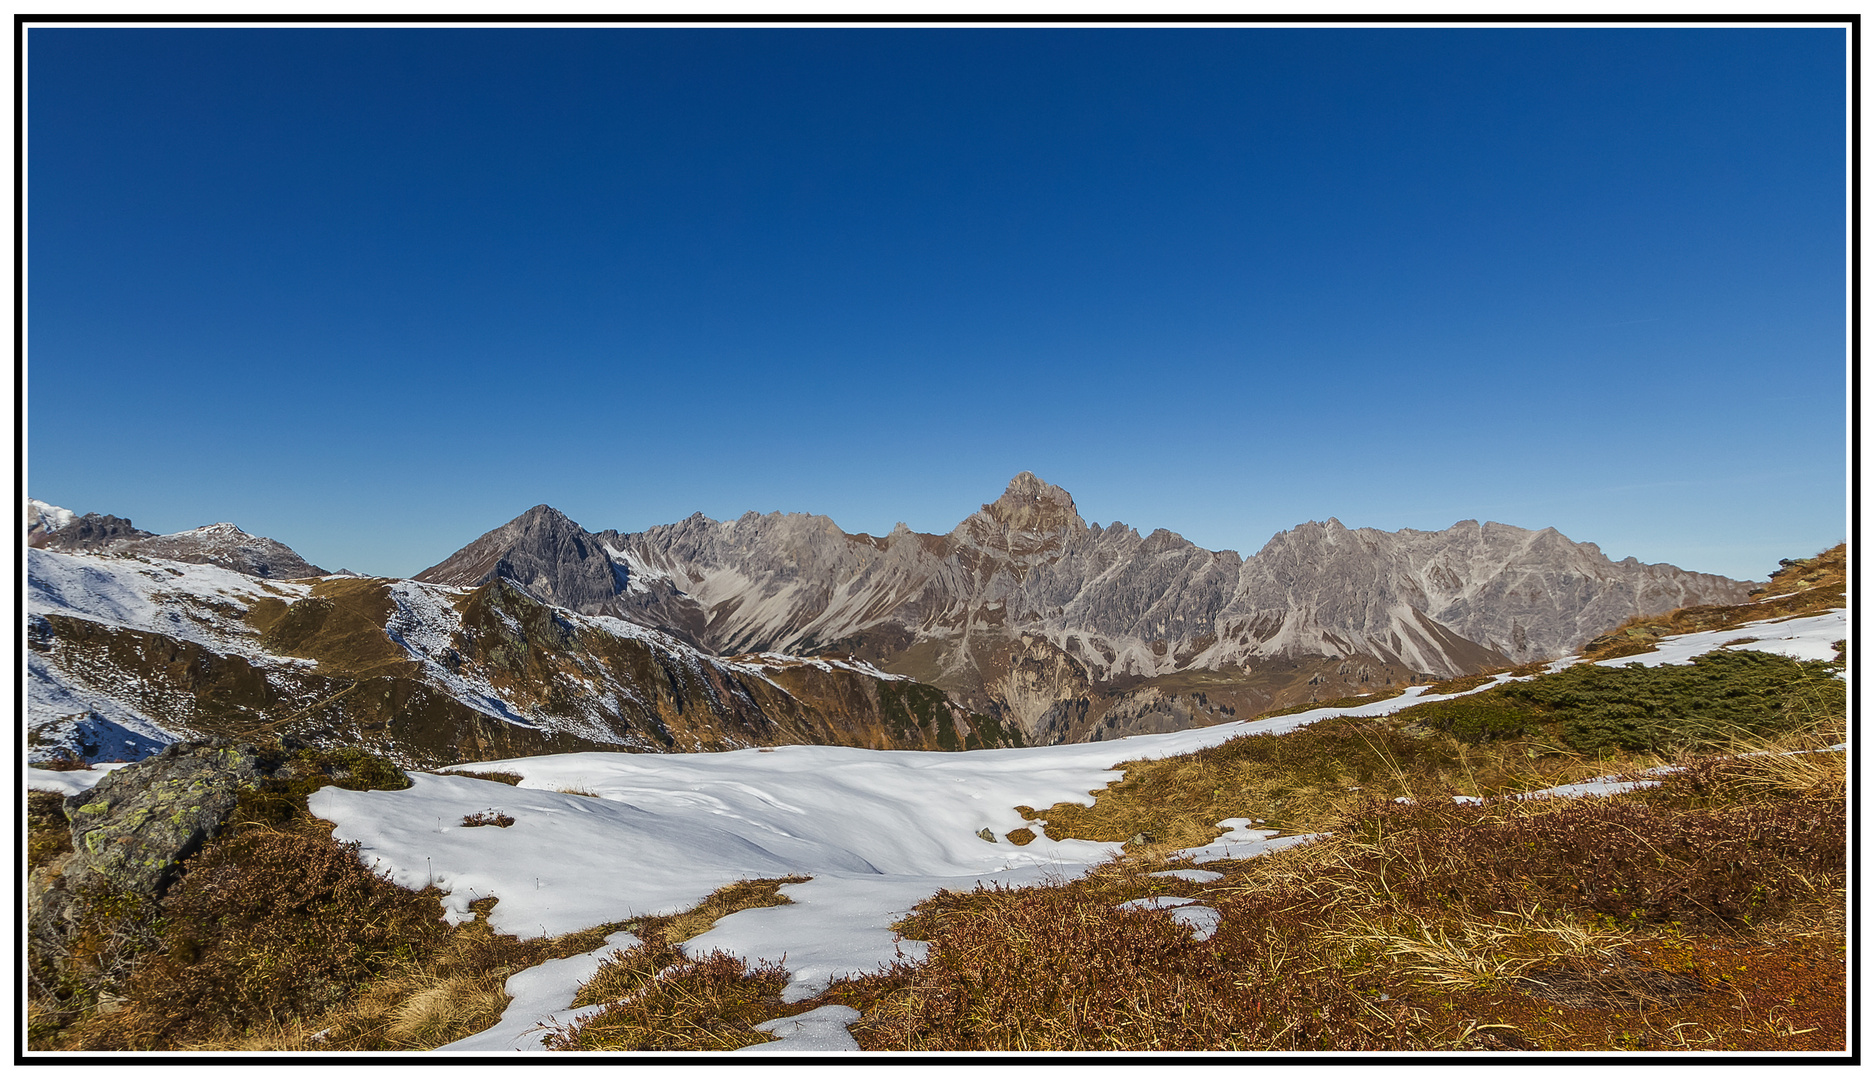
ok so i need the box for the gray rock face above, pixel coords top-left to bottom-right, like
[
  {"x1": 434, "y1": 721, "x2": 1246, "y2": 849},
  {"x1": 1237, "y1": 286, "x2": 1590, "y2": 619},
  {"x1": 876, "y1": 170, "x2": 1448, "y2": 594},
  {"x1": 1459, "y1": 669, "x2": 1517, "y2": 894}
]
[
  {"x1": 39, "y1": 512, "x2": 156, "y2": 552},
  {"x1": 61, "y1": 742, "x2": 266, "y2": 899},
  {"x1": 28, "y1": 743, "x2": 271, "y2": 991},
  {"x1": 415, "y1": 505, "x2": 624, "y2": 608},
  {"x1": 415, "y1": 474, "x2": 1757, "y2": 699},
  {"x1": 1225, "y1": 519, "x2": 1754, "y2": 667}
]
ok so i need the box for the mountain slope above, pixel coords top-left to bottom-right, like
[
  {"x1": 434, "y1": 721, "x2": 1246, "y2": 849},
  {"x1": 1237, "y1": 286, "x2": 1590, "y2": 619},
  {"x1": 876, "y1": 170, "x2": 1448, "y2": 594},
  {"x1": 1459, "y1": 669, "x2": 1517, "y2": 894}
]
[{"x1": 27, "y1": 547, "x2": 1017, "y2": 768}]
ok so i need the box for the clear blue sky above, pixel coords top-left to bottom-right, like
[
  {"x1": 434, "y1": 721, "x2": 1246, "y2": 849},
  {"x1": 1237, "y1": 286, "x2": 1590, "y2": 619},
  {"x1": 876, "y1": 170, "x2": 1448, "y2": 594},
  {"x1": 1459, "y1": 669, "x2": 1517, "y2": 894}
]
[{"x1": 27, "y1": 26, "x2": 1849, "y2": 580}]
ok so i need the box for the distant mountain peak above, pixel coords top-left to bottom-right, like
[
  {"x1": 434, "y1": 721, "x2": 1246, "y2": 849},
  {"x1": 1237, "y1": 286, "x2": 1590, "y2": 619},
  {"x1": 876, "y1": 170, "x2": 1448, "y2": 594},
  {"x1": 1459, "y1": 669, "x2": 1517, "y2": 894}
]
[
  {"x1": 122, "y1": 522, "x2": 327, "y2": 579},
  {"x1": 978, "y1": 472, "x2": 1082, "y2": 535},
  {"x1": 27, "y1": 506, "x2": 324, "y2": 579},
  {"x1": 414, "y1": 503, "x2": 626, "y2": 613}
]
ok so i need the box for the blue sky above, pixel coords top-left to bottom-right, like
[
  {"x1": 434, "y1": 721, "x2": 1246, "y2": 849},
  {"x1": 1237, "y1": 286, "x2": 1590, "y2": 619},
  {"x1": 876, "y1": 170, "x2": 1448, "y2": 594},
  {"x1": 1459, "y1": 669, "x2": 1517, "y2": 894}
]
[{"x1": 27, "y1": 26, "x2": 1848, "y2": 580}]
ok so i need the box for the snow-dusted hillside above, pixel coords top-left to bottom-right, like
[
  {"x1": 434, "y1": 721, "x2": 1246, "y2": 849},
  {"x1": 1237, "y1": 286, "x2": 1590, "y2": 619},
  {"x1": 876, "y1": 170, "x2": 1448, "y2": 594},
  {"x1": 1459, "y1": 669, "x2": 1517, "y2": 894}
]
[{"x1": 26, "y1": 547, "x2": 1015, "y2": 767}]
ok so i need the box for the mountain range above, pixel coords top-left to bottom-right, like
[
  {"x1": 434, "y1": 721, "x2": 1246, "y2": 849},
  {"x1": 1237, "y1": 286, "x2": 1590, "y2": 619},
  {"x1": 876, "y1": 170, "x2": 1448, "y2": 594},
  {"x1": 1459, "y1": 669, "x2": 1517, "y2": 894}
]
[
  {"x1": 416, "y1": 473, "x2": 1753, "y2": 739},
  {"x1": 23, "y1": 478, "x2": 1755, "y2": 762}
]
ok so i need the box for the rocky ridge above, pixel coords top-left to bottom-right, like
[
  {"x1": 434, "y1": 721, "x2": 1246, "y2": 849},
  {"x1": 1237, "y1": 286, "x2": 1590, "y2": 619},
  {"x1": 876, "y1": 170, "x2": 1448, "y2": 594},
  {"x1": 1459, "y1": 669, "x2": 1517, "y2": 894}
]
[
  {"x1": 416, "y1": 474, "x2": 1753, "y2": 739},
  {"x1": 27, "y1": 499, "x2": 326, "y2": 579}
]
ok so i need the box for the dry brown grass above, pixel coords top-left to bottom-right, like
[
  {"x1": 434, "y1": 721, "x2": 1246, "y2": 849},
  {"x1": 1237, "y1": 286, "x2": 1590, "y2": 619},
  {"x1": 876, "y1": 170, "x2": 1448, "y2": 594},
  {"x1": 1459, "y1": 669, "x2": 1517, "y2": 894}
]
[
  {"x1": 1021, "y1": 714, "x2": 1635, "y2": 855},
  {"x1": 447, "y1": 769, "x2": 524, "y2": 786},
  {"x1": 26, "y1": 791, "x2": 74, "y2": 874},
  {"x1": 546, "y1": 877, "x2": 811, "y2": 1051},
  {"x1": 550, "y1": 951, "x2": 791, "y2": 1051},
  {"x1": 806, "y1": 738, "x2": 1845, "y2": 1052}
]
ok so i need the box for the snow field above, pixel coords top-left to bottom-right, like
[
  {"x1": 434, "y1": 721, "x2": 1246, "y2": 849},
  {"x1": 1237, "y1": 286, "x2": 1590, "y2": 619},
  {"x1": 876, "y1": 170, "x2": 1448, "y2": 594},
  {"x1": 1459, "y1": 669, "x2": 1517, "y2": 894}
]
[{"x1": 311, "y1": 684, "x2": 1476, "y2": 1019}]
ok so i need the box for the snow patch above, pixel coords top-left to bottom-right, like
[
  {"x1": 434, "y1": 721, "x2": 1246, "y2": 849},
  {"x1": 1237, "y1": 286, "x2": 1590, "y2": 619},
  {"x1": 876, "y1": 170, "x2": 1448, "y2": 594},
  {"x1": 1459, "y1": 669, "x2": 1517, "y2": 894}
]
[
  {"x1": 1150, "y1": 868, "x2": 1224, "y2": 884},
  {"x1": 1591, "y1": 609, "x2": 1845, "y2": 671},
  {"x1": 27, "y1": 762, "x2": 137, "y2": 796},
  {"x1": 437, "y1": 929, "x2": 642, "y2": 1053},
  {"x1": 1172, "y1": 819, "x2": 1321, "y2": 865},
  {"x1": 738, "y1": 1005, "x2": 862, "y2": 1053},
  {"x1": 1115, "y1": 895, "x2": 1223, "y2": 941}
]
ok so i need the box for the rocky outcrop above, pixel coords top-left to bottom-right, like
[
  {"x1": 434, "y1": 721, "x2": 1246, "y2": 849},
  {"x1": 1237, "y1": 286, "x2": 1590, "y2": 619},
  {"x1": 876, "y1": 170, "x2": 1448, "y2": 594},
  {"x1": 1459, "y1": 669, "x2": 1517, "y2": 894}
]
[
  {"x1": 60, "y1": 743, "x2": 267, "y2": 898},
  {"x1": 28, "y1": 743, "x2": 276, "y2": 995},
  {"x1": 39, "y1": 512, "x2": 155, "y2": 552}
]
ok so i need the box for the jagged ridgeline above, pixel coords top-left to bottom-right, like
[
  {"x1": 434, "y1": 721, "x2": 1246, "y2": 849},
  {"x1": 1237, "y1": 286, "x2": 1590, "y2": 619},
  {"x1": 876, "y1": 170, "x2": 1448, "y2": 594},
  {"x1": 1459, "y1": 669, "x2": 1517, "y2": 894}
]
[
  {"x1": 415, "y1": 474, "x2": 1754, "y2": 744},
  {"x1": 27, "y1": 478, "x2": 1757, "y2": 764}
]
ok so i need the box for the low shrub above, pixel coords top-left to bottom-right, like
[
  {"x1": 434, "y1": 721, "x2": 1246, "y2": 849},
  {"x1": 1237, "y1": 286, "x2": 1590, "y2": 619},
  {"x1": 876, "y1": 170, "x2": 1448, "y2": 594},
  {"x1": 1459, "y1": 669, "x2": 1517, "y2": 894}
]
[
  {"x1": 830, "y1": 883, "x2": 1415, "y2": 1051},
  {"x1": 550, "y1": 950, "x2": 790, "y2": 1051},
  {"x1": 1507, "y1": 649, "x2": 1842, "y2": 753},
  {"x1": 1399, "y1": 649, "x2": 1841, "y2": 754},
  {"x1": 91, "y1": 829, "x2": 452, "y2": 1049}
]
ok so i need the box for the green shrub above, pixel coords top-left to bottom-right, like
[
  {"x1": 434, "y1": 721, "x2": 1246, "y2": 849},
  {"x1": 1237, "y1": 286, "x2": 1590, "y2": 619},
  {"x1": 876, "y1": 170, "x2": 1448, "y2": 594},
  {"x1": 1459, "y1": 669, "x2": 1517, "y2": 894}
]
[
  {"x1": 1401, "y1": 650, "x2": 1842, "y2": 754},
  {"x1": 1401, "y1": 696, "x2": 1531, "y2": 742},
  {"x1": 1506, "y1": 650, "x2": 1842, "y2": 753}
]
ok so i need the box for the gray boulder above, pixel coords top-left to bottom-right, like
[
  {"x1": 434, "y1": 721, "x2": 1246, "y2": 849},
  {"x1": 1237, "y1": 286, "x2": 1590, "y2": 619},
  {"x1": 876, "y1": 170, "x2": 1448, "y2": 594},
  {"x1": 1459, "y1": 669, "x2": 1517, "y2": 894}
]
[
  {"x1": 62, "y1": 742, "x2": 267, "y2": 898},
  {"x1": 28, "y1": 742, "x2": 271, "y2": 996}
]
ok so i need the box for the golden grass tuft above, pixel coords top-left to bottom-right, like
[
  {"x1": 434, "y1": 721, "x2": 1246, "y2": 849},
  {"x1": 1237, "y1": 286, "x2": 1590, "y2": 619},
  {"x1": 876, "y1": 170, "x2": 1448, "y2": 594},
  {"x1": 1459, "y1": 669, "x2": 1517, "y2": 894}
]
[
  {"x1": 448, "y1": 769, "x2": 524, "y2": 786},
  {"x1": 1021, "y1": 714, "x2": 1638, "y2": 854}
]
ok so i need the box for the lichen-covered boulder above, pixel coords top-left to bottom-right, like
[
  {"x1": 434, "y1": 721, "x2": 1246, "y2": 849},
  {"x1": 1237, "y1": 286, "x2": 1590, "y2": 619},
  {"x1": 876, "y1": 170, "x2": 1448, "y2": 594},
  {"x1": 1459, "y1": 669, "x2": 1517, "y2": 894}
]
[
  {"x1": 61, "y1": 742, "x2": 267, "y2": 898},
  {"x1": 27, "y1": 742, "x2": 274, "y2": 1002}
]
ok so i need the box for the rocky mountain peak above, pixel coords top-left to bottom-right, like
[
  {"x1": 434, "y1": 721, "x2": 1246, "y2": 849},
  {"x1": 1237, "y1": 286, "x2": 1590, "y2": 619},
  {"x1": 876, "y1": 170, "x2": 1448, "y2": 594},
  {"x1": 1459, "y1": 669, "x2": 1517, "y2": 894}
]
[
  {"x1": 37, "y1": 511, "x2": 155, "y2": 551},
  {"x1": 976, "y1": 472, "x2": 1083, "y2": 536},
  {"x1": 25, "y1": 498, "x2": 77, "y2": 546},
  {"x1": 415, "y1": 504, "x2": 625, "y2": 611},
  {"x1": 122, "y1": 524, "x2": 327, "y2": 579}
]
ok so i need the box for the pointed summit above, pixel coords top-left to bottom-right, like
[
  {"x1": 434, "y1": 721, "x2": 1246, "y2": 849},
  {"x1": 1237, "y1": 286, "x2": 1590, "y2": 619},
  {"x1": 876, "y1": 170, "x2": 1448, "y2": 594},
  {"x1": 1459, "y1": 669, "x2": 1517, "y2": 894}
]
[
  {"x1": 981, "y1": 472, "x2": 1082, "y2": 535},
  {"x1": 416, "y1": 504, "x2": 626, "y2": 609}
]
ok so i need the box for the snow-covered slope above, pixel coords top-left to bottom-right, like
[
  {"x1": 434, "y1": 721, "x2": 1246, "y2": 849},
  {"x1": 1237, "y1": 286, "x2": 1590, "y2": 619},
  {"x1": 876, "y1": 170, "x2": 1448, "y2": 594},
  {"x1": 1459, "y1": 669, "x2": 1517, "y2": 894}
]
[
  {"x1": 1586, "y1": 608, "x2": 1845, "y2": 670},
  {"x1": 310, "y1": 685, "x2": 1455, "y2": 1009}
]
